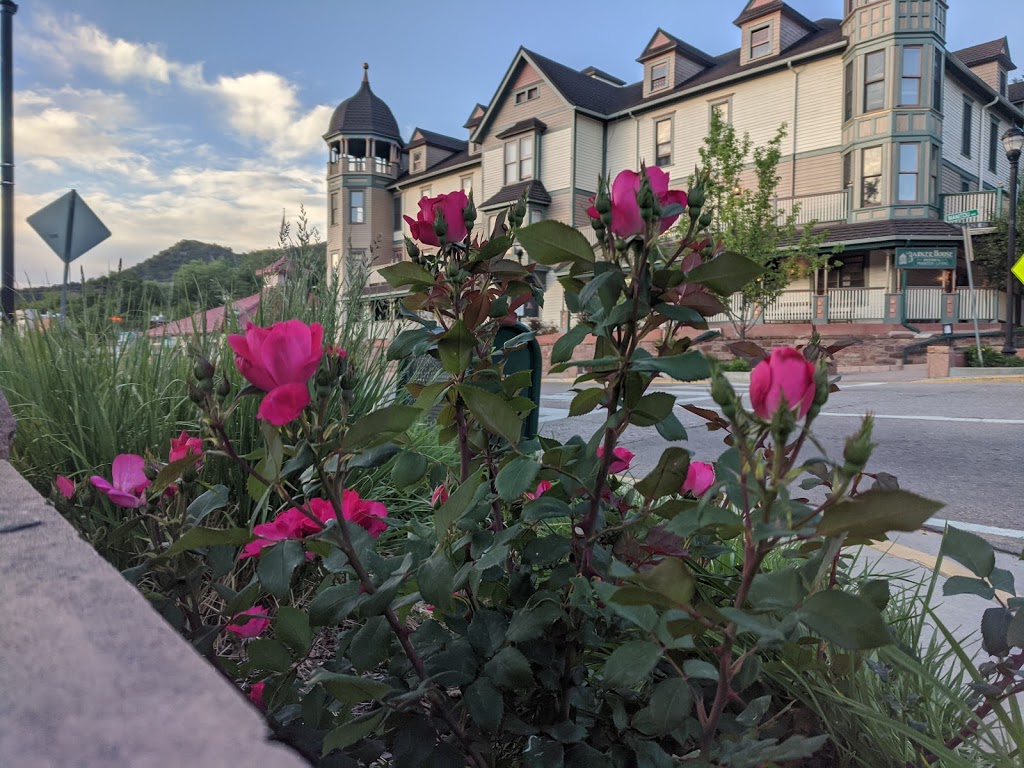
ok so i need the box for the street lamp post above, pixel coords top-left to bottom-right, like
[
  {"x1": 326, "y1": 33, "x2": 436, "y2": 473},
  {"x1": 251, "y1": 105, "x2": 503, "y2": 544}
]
[{"x1": 1001, "y1": 126, "x2": 1024, "y2": 355}]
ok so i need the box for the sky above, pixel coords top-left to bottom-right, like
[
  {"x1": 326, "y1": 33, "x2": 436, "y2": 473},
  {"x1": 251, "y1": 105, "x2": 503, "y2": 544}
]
[{"x1": 4, "y1": 0, "x2": 1019, "y2": 288}]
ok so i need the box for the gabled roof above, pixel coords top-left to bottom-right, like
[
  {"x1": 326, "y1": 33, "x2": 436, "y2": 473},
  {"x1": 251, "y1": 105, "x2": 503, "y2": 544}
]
[
  {"x1": 945, "y1": 53, "x2": 1023, "y2": 122},
  {"x1": 146, "y1": 293, "x2": 262, "y2": 338},
  {"x1": 408, "y1": 128, "x2": 467, "y2": 153},
  {"x1": 480, "y1": 179, "x2": 551, "y2": 209},
  {"x1": 495, "y1": 118, "x2": 547, "y2": 139},
  {"x1": 733, "y1": 0, "x2": 818, "y2": 31},
  {"x1": 1009, "y1": 81, "x2": 1024, "y2": 105},
  {"x1": 255, "y1": 256, "x2": 289, "y2": 277},
  {"x1": 638, "y1": 27, "x2": 717, "y2": 66},
  {"x1": 463, "y1": 103, "x2": 486, "y2": 129},
  {"x1": 580, "y1": 66, "x2": 626, "y2": 86},
  {"x1": 391, "y1": 149, "x2": 478, "y2": 188},
  {"x1": 953, "y1": 37, "x2": 1016, "y2": 70},
  {"x1": 521, "y1": 48, "x2": 631, "y2": 114}
]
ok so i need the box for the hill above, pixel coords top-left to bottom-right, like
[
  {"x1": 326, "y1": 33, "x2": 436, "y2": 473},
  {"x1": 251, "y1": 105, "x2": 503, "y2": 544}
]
[{"x1": 121, "y1": 239, "x2": 239, "y2": 283}]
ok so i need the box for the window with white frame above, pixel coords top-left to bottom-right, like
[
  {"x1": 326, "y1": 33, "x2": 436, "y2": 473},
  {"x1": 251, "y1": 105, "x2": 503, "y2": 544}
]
[
  {"x1": 349, "y1": 190, "x2": 365, "y2": 224},
  {"x1": 861, "y1": 146, "x2": 882, "y2": 206},
  {"x1": 650, "y1": 61, "x2": 668, "y2": 92},
  {"x1": 750, "y1": 25, "x2": 772, "y2": 59},
  {"x1": 420, "y1": 186, "x2": 432, "y2": 199},
  {"x1": 330, "y1": 192, "x2": 339, "y2": 226},
  {"x1": 504, "y1": 135, "x2": 534, "y2": 184},
  {"x1": 898, "y1": 143, "x2": 919, "y2": 202},
  {"x1": 864, "y1": 50, "x2": 885, "y2": 112},
  {"x1": 515, "y1": 86, "x2": 539, "y2": 104},
  {"x1": 411, "y1": 150, "x2": 424, "y2": 173},
  {"x1": 709, "y1": 99, "x2": 731, "y2": 126},
  {"x1": 655, "y1": 117, "x2": 672, "y2": 167},
  {"x1": 461, "y1": 176, "x2": 473, "y2": 195},
  {"x1": 900, "y1": 47, "x2": 922, "y2": 106}
]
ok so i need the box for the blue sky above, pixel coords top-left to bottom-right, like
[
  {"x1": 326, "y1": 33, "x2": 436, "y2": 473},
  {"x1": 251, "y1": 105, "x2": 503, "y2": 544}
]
[{"x1": 7, "y1": 0, "x2": 1019, "y2": 287}]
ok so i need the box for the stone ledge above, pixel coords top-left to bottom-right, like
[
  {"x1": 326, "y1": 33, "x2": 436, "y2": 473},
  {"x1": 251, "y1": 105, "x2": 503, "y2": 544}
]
[{"x1": 0, "y1": 460, "x2": 309, "y2": 768}]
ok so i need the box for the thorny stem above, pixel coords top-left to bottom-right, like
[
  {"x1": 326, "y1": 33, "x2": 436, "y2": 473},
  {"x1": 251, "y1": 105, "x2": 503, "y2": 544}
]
[{"x1": 934, "y1": 654, "x2": 1024, "y2": 761}]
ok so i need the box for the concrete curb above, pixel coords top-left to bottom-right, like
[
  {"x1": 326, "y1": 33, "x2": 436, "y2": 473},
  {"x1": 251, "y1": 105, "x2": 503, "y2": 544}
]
[{"x1": 0, "y1": 461, "x2": 308, "y2": 768}]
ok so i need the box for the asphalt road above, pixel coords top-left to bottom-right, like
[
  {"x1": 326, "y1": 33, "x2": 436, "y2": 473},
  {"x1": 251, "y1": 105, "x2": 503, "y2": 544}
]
[{"x1": 537, "y1": 372, "x2": 1024, "y2": 535}]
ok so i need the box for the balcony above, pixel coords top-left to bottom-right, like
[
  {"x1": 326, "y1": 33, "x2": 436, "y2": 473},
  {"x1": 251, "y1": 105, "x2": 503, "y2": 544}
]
[
  {"x1": 326, "y1": 157, "x2": 399, "y2": 178},
  {"x1": 773, "y1": 190, "x2": 849, "y2": 226},
  {"x1": 940, "y1": 190, "x2": 1006, "y2": 227}
]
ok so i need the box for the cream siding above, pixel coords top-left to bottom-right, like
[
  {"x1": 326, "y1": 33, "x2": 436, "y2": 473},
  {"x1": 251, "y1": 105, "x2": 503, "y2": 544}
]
[
  {"x1": 606, "y1": 119, "x2": 636, "y2": 176},
  {"x1": 575, "y1": 116, "x2": 604, "y2": 193},
  {"x1": 942, "y1": 77, "x2": 1013, "y2": 189},
  {"x1": 540, "y1": 129, "x2": 572, "y2": 192},
  {"x1": 539, "y1": 273, "x2": 565, "y2": 329},
  {"x1": 482, "y1": 147, "x2": 504, "y2": 201},
  {"x1": 969, "y1": 61, "x2": 1001, "y2": 93},
  {"x1": 794, "y1": 58, "x2": 844, "y2": 154},
  {"x1": 793, "y1": 153, "x2": 844, "y2": 196}
]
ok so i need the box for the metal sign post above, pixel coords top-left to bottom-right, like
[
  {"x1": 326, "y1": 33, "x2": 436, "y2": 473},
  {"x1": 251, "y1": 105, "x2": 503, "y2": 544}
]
[
  {"x1": 962, "y1": 226, "x2": 984, "y2": 366},
  {"x1": 27, "y1": 190, "x2": 110, "y2": 327}
]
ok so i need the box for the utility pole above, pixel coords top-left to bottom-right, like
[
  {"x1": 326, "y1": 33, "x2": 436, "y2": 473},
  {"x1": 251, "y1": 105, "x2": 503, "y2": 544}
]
[{"x1": 0, "y1": 1, "x2": 17, "y2": 324}]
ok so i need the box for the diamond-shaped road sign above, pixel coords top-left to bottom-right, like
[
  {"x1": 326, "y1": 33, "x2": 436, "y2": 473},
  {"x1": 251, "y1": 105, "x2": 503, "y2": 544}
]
[
  {"x1": 27, "y1": 190, "x2": 110, "y2": 263},
  {"x1": 1013, "y1": 253, "x2": 1024, "y2": 287}
]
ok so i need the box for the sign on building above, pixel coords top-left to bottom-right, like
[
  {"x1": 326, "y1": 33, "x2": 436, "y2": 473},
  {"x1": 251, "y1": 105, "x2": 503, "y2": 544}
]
[
  {"x1": 944, "y1": 210, "x2": 979, "y2": 223},
  {"x1": 895, "y1": 247, "x2": 957, "y2": 270}
]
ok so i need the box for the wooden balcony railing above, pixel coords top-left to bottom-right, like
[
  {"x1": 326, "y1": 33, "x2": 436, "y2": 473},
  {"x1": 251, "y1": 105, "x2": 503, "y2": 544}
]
[
  {"x1": 940, "y1": 190, "x2": 1006, "y2": 226},
  {"x1": 773, "y1": 190, "x2": 849, "y2": 225}
]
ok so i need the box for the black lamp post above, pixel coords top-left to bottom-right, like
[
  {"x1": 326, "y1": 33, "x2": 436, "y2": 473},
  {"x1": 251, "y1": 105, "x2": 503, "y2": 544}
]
[{"x1": 1001, "y1": 125, "x2": 1024, "y2": 355}]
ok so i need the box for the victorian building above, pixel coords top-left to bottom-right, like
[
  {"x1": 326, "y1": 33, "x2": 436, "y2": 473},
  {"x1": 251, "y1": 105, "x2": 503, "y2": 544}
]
[{"x1": 324, "y1": 0, "x2": 1023, "y2": 333}]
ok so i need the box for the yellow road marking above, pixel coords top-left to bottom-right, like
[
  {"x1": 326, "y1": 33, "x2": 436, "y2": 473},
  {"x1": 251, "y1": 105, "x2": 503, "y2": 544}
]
[{"x1": 870, "y1": 540, "x2": 1012, "y2": 602}]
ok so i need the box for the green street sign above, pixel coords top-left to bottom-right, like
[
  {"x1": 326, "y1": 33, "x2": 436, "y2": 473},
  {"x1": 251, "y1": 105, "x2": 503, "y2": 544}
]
[
  {"x1": 895, "y1": 247, "x2": 957, "y2": 270},
  {"x1": 944, "y1": 209, "x2": 979, "y2": 223},
  {"x1": 1013, "y1": 253, "x2": 1024, "y2": 286}
]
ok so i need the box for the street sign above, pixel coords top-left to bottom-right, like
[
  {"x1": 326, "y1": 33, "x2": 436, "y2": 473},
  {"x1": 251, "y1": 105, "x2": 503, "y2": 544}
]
[
  {"x1": 27, "y1": 190, "x2": 110, "y2": 264},
  {"x1": 895, "y1": 247, "x2": 957, "y2": 270},
  {"x1": 1013, "y1": 253, "x2": 1024, "y2": 287},
  {"x1": 945, "y1": 209, "x2": 979, "y2": 223}
]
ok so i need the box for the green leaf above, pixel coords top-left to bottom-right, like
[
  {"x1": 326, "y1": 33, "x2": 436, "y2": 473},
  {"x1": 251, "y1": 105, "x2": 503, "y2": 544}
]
[
  {"x1": 506, "y1": 593, "x2": 564, "y2": 642},
  {"x1": 569, "y1": 387, "x2": 604, "y2": 417},
  {"x1": 465, "y1": 678, "x2": 504, "y2": 732},
  {"x1": 631, "y1": 677, "x2": 693, "y2": 736},
  {"x1": 628, "y1": 737, "x2": 672, "y2": 768},
  {"x1": 981, "y1": 607, "x2": 1013, "y2": 656},
  {"x1": 683, "y1": 659, "x2": 719, "y2": 680},
  {"x1": 502, "y1": 330, "x2": 536, "y2": 350},
  {"x1": 438, "y1": 319, "x2": 475, "y2": 375},
  {"x1": 736, "y1": 694, "x2": 773, "y2": 727},
  {"x1": 551, "y1": 322, "x2": 591, "y2": 365},
  {"x1": 485, "y1": 646, "x2": 534, "y2": 689},
  {"x1": 578, "y1": 270, "x2": 619, "y2": 313},
  {"x1": 349, "y1": 615, "x2": 393, "y2": 671},
  {"x1": 378, "y1": 260, "x2": 436, "y2": 288},
  {"x1": 749, "y1": 569, "x2": 806, "y2": 612},
  {"x1": 468, "y1": 609, "x2": 509, "y2": 658},
  {"x1": 515, "y1": 220, "x2": 595, "y2": 266},
  {"x1": 989, "y1": 567, "x2": 1016, "y2": 595},
  {"x1": 347, "y1": 442, "x2": 401, "y2": 469},
  {"x1": 799, "y1": 591, "x2": 891, "y2": 650},
  {"x1": 523, "y1": 736, "x2": 565, "y2": 768},
  {"x1": 341, "y1": 404, "x2": 421, "y2": 452},
  {"x1": 654, "y1": 303, "x2": 708, "y2": 327},
  {"x1": 309, "y1": 582, "x2": 364, "y2": 626},
  {"x1": 522, "y1": 495, "x2": 573, "y2": 522},
  {"x1": 418, "y1": 553, "x2": 456, "y2": 612},
  {"x1": 630, "y1": 392, "x2": 676, "y2": 427},
  {"x1": 631, "y1": 352, "x2": 710, "y2": 382},
  {"x1": 257, "y1": 539, "x2": 305, "y2": 598},
  {"x1": 631, "y1": 556, "x2": 695, "y2": 606},
  {"x1": 943, "y1": 575, "x2": 995, "y2": 599},
  {"x1": 684, "y1": 250, "x2": 766, "y2": 296},
  {"x1": 322, "y1": 710, "x2": 386, "y2": 755},
  {"x1": 860, "y1": 579, "x2": 891, "y2": 611},
  {"x1": 164, "y1": 526, "x2": 252, "y2": 558},
  {"x1": 941, "y1": 526, "x2": 995, "y2": 578},
  {"x1": 150, "y1": 455, "x2": 200, "y2": 496},
  {"x1": 459, "y1": 385, "x2": 521, "y2": 445},
  {"x1": 275, "y1": 606, "x2": 312, "y2": 655},
  {"x1": 603, "y1": 640, "x2": 661, "y2": 688},
  {"x1": 246, "y1": 638, "x2": 293, "y2": 673},
  {"x1": 496, "y1": 457, "x2": 541, "y2": 501},
  {"x1": 391, "y1": 451, "x2": 428, "y2": 489},
  {"x1": 435, "y1": 471, "x2": 485, "y2": 531},
  {"x1": 310, "y1": 671, "x2": 392, "y2": 705},
  {"x1": 635, "y1": 447, "x2": 690, "y2": 501},
  {"x1": 654, "y1": 411, "x2": 687, "y2": 441},
  {"x1": 1007, "y1": 609, "x2": 1024, "y2": 648},
  {"x1": 388, "y1": 327, "x2": 433, "y2": 361},
  {"x1": 186, "y1": 485, "x2": 229, "y2": 525},
  {"x1": 817, "y1": 489, "x2": 943, "y2": 539}
]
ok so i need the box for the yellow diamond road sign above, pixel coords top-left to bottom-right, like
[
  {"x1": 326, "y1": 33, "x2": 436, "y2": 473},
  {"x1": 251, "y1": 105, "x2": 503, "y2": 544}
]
[{"x1": 1014, "y1": 254, "x2": 1024, "y2": 287}]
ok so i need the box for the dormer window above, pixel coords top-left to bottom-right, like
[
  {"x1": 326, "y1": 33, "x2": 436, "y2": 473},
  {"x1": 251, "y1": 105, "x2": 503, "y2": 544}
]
[
  {"x1": 515, "y1": 86, "x2": 539, "y2": 105},
  {"x1": 1000, "y1": 69, "x2": 1008, "y2": 96},
  {"x1": 412, "y1": 150, "x2": 424, "y2": 173},
  {"x1": 650, "y1": 61, "x2": 668, "y2": 92},
  {"x1": 750, "y1": 25, "x2": 772, "y2": 59}
]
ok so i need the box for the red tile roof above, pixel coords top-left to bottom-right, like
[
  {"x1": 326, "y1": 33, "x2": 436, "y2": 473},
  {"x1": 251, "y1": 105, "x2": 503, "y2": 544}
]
[{"x1": 146, "y1": 292, "x2": 262, "y2": 338}]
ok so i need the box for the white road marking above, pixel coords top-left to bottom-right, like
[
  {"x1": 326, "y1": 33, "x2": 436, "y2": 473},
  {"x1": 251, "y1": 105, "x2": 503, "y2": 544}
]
[
  {"x1": 924, "y1": 518, "x2": 1024, "y2": 540},
  {"x1": 816, "y1": 412, "x2": 1024, "y2": 425}
]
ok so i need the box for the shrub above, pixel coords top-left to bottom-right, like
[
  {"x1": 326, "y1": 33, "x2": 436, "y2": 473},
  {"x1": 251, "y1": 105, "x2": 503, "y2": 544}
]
[{"x1": 964, "y1": 345, "x2": 1024, "y2": 368}]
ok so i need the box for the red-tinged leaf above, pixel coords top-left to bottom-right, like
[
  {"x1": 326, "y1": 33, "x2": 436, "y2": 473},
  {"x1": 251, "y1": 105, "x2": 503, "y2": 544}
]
[
  {"x1": 726, "y1": 341, "x2": 768, "y2": 363},
  {"x1": 682, "y1": 404, "x2": 727, "y2": 425},
  {"x1": 825, "y1": 338, "x2": 862, "y2": 355},
  {"x1": 678, "y1": 288, "x2": 727, "y2": 318}
]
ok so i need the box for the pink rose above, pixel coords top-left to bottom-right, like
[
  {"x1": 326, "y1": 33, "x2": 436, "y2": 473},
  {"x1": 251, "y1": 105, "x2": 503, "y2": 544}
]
[
  {"x1": 90, "y1": 454, "x2": 151, "y2": 509},
  {"x1": 588, "y1": 168, "x2": 688, "y2": 239},
  {"x1": 169, "y1": 430, "x2": 203, "y2": 467},
  {"x1": 55, "y1": 474, "x2": 75, "y2": 499},
  {"x1": 240, "y1": 505, "x2": 325, "y2": 560},
  {"x1": 228, "y1": 320, "x2": 324, "y2": 426},
  {"x1": 598, "y1": 446, "x2": 635, "y2": 474},
  {"x1": 247, "y1": 681, "x2": 266, "y2": 710},
  {"x1": 404, "y1": 190, "x2": 469, "y2": 247},
  {"x1": 431, "y1": 485, "x2": 449, "y2": 507},
  {"x1": 225, "y1": 606, "x2": 271, "y2": 639},
  {"x1": 682, "y1": 461, "x2": 715, "y2": 497},
  {"x1": 341, "y1": 489, "x2": 389, "y2": 538},
  {"x1": 749, "y1": 347, "x2": 817, "y2": 420},
  {"x1": 524, "y1": 480, "x2": 551, "y2": 501}
]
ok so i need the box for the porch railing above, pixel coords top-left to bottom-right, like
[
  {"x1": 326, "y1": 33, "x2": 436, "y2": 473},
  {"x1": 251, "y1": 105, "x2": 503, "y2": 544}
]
[
  {"x1": 773, "y1": 190, "x2": 849, "y2": 225},
  {"x1": 957, "y1": 287, "x2": 1004, "y2": 322},
  {"x1": 904, "y1": 287, "x2": 945, "y2": 321},
  {"x1": 828, "y1": 287, "x2": 886, "y2": 322},
  {"x1": 762, "y1": 291, "x2": 814, "y2": 322},
  {"x1": 940, "y1": 190, "x2": 1005, "y2": 226}
]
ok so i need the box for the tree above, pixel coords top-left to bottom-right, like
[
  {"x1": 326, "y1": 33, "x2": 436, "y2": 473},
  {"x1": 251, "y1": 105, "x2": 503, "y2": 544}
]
[
  {"x1": 692, "y1": 110, "x2": 832, "y2": 339},
  {"x1": 973, "y1": 193, "x2": 1024, "y2": 287}
]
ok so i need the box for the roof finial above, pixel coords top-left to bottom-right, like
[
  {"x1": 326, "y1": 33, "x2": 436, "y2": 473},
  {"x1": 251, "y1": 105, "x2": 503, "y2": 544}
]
[{"x1": 362, "y1": 62, "x2": 369, "y2": 83}]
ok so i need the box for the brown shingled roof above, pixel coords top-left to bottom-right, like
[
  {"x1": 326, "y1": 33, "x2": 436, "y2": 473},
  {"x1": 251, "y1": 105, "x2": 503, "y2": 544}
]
[
  {"x1": 495, "y1": 118, "x2": 547, "y2": 139},
  {"x1": 952, "y1": 38, "x2": 1015, "y2": 69},
  {"x1": 807, "y1": 219, "x2": 962, "y2": 248},
  {"x1": 1010, "y1": 81, "x2": 1024, "y2": 105},
  {"x1": 480, "y1": 180, "x2": 552, "y2": 209}
]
